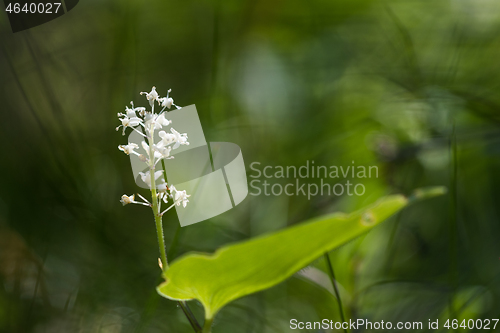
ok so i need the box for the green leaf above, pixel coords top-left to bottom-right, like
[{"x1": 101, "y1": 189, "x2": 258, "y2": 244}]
[{"x1": 157, "y1": 189, "x2": 443, "y2": 320}]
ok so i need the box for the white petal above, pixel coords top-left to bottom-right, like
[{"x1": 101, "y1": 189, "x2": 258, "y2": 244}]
[
  {"x1": 141, "y1": 141, "x2": 149, "y2": 154},
  {"x1": 154, "y1": 170, "x2": 164, "y2": 180}
]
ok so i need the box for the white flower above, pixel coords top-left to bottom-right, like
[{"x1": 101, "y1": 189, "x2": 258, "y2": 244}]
[
  {"x1": 157, "y1": 89, "x2": 175, "y2": 109},
  {"x1": 169, "y1": 185, "x2": 177, "y2": 201},
  {"x1": 123, "y1": 103, "x2": 146, "y2": 118},
  {"x1": 118, "y1": 143, "x2": 140, "y2": 155},
  {"x1": 139, "y1": 170, "x2": 164, "y2": 188},
  {"x1": 158, "y1": 97, "x2": 174, "y2": 108},
  {"x1": 120, "y1": 193, "x2": 150, "y2": 207},
  {"x1": 170, "y1": 185, "x2": 190, "y2": 208},
  {"x1": 158, "y1": 192, "x2": 169, "y2": 203},
  {"x1": 122, "y1": 116, "x2": 141, "y2": 127},
  {"x1": 144, "y1": 112, "x2": 154, "y2": 125},
  {"x1": 142, "y1": 140, "x2": 150, "y2": 154},
  {"x1": 157, "y1": 182, "x2": 168, "y2": 192},
  {"x1": 170, "y1": 128, "x2": 189, "y2": 149},
  {"x1": 154, "y1": 142, "x2": 172, "y2": 159},
  {"x1": 158, "y1": 130, "x2": 176, "y2": 145},
  {"x1": 140, "y1": 86, "x2": 159, "y2": 106},
  {"x1": 144, "y1": 113, "x2": 171, "y2": 131},
  {"x1": 176, "y1": 190, "x2": 190, "y2": 208},
  {"x1": 141, "y1": 141, "x2": 162, "y2": 160},
  {"x1": 120, "y1": 194, "x2": 135, "y2": 206},
  {"x1": 155, "y1": 113, "x2": 171, "y2": 128},
  {"x1": 116, "y1": 115, "x2": 142, "y2": 135},
  {"x1": 159, "y1": 128, "x2": 189, "y2": 149},
  {"x1": 139, "y1": 169, "x2": 168, "y2": 192},
  {"x1": 117, "y1": 86, "x2": 192, "y2": 210}
]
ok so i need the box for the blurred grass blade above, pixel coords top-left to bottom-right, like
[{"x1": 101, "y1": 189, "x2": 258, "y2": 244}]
[
  {"x1": 408, "y1": 186, "x2": 447, "y2": 202},
  {"x1": 157, "y1": 188, "x2": 444, "y2": 320}
]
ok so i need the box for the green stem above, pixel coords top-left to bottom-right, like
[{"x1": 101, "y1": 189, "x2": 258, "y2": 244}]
[
  {"x1": 154, "y1": 209, "x2": 168, "y2": 269},
  {"x1": 203, "y1": 317, "x2": 214, "y2": 333},
  {"x1": 180, "y1": 301, "x2": 202, "y2": 332},
  {"x1": 147, "y1": 126, "x2": 201, "y2": 333},
  {"x1": 324, "y1": 253, "x2": 348, "y2": 333},
  {"x1": 149, "y1": 131, "x2": 168, "y2": 270}
]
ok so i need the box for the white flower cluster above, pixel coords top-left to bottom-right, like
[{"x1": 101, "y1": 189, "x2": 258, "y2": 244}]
[{"x1": 117, "y1": 87, "x2": 190, "y2": 212}]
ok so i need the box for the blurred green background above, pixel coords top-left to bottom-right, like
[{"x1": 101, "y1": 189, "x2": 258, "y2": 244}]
[{"x1": 1, "y1": 0, "x2": 500, "y2": 331}]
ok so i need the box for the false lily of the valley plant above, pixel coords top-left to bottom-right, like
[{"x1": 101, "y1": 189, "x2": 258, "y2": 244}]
[
  {"x1": 116, "y1": 87, "x2": 203, "y2": 331},
  {"x1": 115, "y1": 88, "x2": 445, "y2": 333}
]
